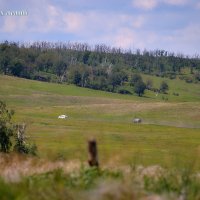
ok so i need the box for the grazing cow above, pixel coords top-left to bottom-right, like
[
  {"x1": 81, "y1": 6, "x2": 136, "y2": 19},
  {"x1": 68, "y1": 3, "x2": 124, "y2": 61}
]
[
  {"x1": 58, "y1": 115, "x2": 68, "y2": 119},
  {"x1": 133, "y1": 118, "x2": 142, "y2": 123}
]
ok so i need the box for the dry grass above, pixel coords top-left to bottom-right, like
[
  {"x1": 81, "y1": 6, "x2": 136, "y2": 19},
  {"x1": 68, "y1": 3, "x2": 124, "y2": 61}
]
[
  {"x1": 0, "y1": 153, "x2": 167, "y2": 184},
  {"x1": 0, "y1": 154, "x2": 199, "y2": 200},
  {"x1": 0, "y1": 153, "x2": 82, "y2": 182}
]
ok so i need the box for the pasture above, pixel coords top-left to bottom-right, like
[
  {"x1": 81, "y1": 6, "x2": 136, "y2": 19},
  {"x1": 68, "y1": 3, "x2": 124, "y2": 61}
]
[{"x1": 0, "y1": 75, "x2": 200, "y2": 169}]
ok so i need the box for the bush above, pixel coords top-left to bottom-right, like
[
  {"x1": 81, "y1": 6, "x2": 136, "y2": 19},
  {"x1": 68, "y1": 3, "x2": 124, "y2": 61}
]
[
  {"x1": 179, "y1": 75, "x2": 194, "y2": 83},
  {"x1": 173, "y1": 92, "x2": 179, "y2": 96},
  {"x1": 185, "y1": 77, "x2": 193, "y2": 83},
  {"x1": 146, "y1": 79, "x2": 153, "y2": 90},
  {"x1": 0, "y1": 101, "x2": 15, "y2": 153},
  {"x1": 118, "y1": 88, "x2": 132, "y2": 95},
  {"x1": 134, "y1": 80, "x2": 146, "y2": 96},
  {"x1": 194, "y1": 73, "x2": 200, "y2": 81},
  {"x1": 130, "y1": 74, "x2": 142, "y2": 86},
  {"x1": 160, "y1": 81, "x2": 169, "y2": 93},
  {"x1": 143, "y1": 168, "x2": 200, "y2": 200},
  {"x1": 0, "y1": 101, "x2": 37, "y2": 155},
  {"x1": 14, "y1": 123, "x2": 37, "y2": 155}
]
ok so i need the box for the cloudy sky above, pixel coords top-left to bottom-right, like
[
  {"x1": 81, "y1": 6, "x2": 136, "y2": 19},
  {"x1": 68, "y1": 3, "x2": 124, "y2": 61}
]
[{"x1": 0, "y1": 0, "x2": 200, "y2": 55}]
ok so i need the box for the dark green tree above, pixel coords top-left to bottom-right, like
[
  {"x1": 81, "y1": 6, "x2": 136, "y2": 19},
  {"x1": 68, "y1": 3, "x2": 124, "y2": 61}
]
[
  {"x1": 73, "y1": 70, "x2": 82, "y2": 86},
  {"x1": 10, "y1": 58, "x2": 25, "y2": 77},
  {"x1": 134, "y1": 80, "x2": 146, "y2": 96},
  {"x1": 130, "y1": 74, "x2": 142, "y2": 86},
  {"x1": 109, "y1": 72, "x2": 122, "y2": 92},
  {"x1": 0, "y1": 101, "x2": 15, "y2": 153},
  {"x1": 0, "y1": 101, "x2": 37, "y2": 155},
  {"x1": 160, "y1": 81, "x2": 169, "y2": 93}
]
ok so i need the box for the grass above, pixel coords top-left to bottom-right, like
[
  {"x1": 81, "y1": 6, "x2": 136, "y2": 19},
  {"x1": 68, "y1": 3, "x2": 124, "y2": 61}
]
[
  {"x1": 0, "y1": 155, "x2": 200, "y2": 200},
  {"x1": 1, "y1": 74, "x2": 200, "y2": 198},
  {"x1": 1, "y1": 75, "x2": 200, "y2": 167},
  {"x1": 142, "y1": 74, "x2": 200, "y2": 102}
]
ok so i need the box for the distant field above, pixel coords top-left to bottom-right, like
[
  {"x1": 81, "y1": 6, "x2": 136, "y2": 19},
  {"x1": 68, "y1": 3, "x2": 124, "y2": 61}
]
[{"x1": 1, "y1": 75, "x2": 200, "y2": 168}]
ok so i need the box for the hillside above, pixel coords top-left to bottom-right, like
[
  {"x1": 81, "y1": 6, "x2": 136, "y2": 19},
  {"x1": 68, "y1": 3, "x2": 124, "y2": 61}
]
[
  {"x1": 1, "y1": 75, "x2": 200, "y2": 199},
  {"x1": 1, "y1": 41, "x2": 200, "y2": 97},
  {"x1": 0, "y1": 75, "x2": 200, "y2": 166}
]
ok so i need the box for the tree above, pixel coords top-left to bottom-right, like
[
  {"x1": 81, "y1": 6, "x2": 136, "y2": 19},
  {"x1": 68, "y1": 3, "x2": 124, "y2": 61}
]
[
  {"x1": 10, "y1": 58, "x2": 25, "y2": 77},
  {"x1": 134, "y1": 80, "x2": 146, "y2": 96},
  {"x1": 130, "y1": 74, "x2": 142, "y2": 86},
  {"x1": 0, "y1": 101, "x2": 14, "y2": 153},
  {"x1": 14, "y1": 123, "x2": 37, "y2": 155},
  {"x1": 0, "y1": 101, "x2": 37, "y2": 155},
  {"x1": 146, "y1": 79, "x2": 153, "y2": 90},
  {"x1": 109, "y1": 72, "x2": 122, "y2": 92},
  {"x1": 160, "y1": 81, "x2": 169, "y2": 93}
]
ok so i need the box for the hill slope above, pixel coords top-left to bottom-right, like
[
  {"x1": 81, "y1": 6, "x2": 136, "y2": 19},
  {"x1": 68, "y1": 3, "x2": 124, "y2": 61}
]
[{"x1": 0, "y1": 75, "x2": 200, "y2": 168}]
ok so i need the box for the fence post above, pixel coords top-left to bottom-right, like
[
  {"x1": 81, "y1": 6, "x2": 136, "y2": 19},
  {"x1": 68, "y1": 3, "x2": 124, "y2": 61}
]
[{"x1": 88, "y1": 139, "x2": 99, "y2": 167}]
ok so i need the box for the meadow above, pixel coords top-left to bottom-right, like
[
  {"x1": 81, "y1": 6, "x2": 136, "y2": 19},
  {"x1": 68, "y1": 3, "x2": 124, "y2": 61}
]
[
  {"x1": 1, "y1": 75, "x2": 200, "y2": 199},
  {"x1": 0, "y1": 74, "x2": 200, "y2": 167}
]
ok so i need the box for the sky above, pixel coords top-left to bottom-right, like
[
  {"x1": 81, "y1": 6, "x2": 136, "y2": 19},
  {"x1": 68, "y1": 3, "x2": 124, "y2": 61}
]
[{"x1": 0, "y1": 0, "x2": 200, "y2": 56}]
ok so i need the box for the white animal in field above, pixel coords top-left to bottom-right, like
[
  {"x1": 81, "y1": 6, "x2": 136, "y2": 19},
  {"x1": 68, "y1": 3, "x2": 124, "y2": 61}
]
[
  {"x1": 58, "y1": 115, "x2": 68, "y2": 119},
  {"x1": 133, "y1": 118, "x2": 142, "y2": 123}
]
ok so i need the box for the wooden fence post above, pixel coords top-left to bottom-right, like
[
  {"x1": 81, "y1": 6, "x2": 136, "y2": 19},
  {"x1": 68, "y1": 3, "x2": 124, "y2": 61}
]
[{"x1": 88, "y1": 139, "x2": 99, "y2": 167}]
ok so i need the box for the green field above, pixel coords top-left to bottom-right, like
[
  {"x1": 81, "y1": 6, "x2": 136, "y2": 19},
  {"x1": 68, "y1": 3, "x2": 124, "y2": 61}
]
[{"x1": 1, "y1": 75, "x2": 200, "y2": 168}]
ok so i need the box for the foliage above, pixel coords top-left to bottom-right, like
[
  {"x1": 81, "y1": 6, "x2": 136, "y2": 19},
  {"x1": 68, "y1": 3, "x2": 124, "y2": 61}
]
[
  {"x1": 117, "y1": 88, "x2": 132, "y2": 95},
  {"x1": 14, "y1": 123, "x2": 37, "y2": 155},
  {"x1": 0, "y1": 101, "x2": 37, "y2": 155},
  {"x1": 134, "y1": 80, "x2": 146, "y2": 96},
  {"x1": 130, "y1": 74, "x2": 142, "y2": 86},
  {"x1": 0, "y1": 41, "x2": 200, "y2": 96},
  {"x1": 0, "y1": 165, "x2": 200, "y2": 200},
  {"x1": 65, "y1": 167, "x2": 122, "y2": 189},
  {"x1": 143, "y1": 168, "x2": 200, "y2": 200},
  {"x1": 146, "y1": 79, "x2": 153, "y2": 90},
  {"x1": 160, "y1": 81, "x2": 169, "y2": 93},
  {"x1": 0, "y1": 101, "x2": 14, "y2": 153}
]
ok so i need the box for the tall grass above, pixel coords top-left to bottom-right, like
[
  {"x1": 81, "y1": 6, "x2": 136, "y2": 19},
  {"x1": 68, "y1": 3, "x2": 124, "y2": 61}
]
[{"x1": 0, "y1": 162, "x2": 200, "y2": 200}]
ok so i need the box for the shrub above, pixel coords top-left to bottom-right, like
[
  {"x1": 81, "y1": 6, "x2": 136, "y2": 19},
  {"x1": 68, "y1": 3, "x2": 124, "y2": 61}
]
[
  {"x1": 173, "y1": 92, "x2": 179, "y2": 96},
  {"x1": 134, "y1": 80, "x2": 146, "y2": 96},
  {"x1": 146, "y1": 79, "x2": 153, "y2": 90},
  {"x1": 0, "y1": 101, "x2": 37, "y2": 155},
  {"x1": 0, "y1": 101, "x2": 15, "y2": 153},
  {"x1": 160, "y1": 81, "x2": 169, "y2": 93},
  {"x1": 118, "y1": 88, "x2": 132, "y2": 95},
  {"x1": 185, "y1": 77, "x2": 193, "y2": 83},
  {"x1": 14, "y1": 123, "x2": 37, "y2": 155},
  {"x1": 130, "y1": 74, "x2": 142, "y2": 86}
]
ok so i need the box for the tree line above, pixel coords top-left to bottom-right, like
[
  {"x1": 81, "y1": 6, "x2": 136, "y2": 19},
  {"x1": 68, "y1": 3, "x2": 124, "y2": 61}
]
[{"x1": 0, "y1": 41, "x2": 199, "y2": 96}]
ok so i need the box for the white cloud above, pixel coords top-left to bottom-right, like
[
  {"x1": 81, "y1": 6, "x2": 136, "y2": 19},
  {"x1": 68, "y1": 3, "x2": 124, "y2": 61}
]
[
  {"x1": 48, "y1": 5, "x2": 59, "y2": 17},
  {"x1": 1, "y1": 0, "x2": 199, "y2": 55},
  {"x1": 2, "y1": 16, "x2": 28, "y2": 33},
  {"x1": 132, "y1": 0, "x2": 189, "y2": 10},
  {"x1": 132, "y1": 16, "x2": 146, "y2": 28},
  {"x1": 163, "y1": 0, "x2": 188, "y2": 6},
  {"x1": 0, "y1": 1, "x2": 147, "y2": 46},
  {"x1": 132, "y1": 0, "x2": 158, "y2": 10},
  {"x1": 63, "y1": 12, "x2": 84, "y2": 33},
  {"x1": 196, "y1": 2, "x2": 200, "y2": 9},
  {"x1": 95, "y1": 28, "x2": 157, "y2": 50},
  {"x1": 138, "y1": 23, "x2": 200, "y2": 55},
  {"x1": 112, "y1": 28, "x2": 136, "y2": 49}
]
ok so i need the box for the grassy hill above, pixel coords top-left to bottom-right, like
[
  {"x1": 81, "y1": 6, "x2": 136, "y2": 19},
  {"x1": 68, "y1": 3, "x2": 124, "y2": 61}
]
[
  {"x1": 0, "y1": 75, "x2": 200, "y2": 168},
  {"x1": 1, "y1": 74, "x2": 200, "y2": 199}
]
